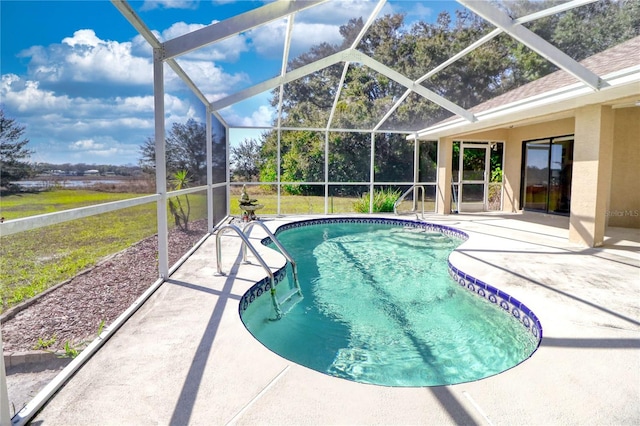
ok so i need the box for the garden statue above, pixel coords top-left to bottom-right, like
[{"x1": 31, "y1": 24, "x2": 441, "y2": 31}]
[{"x1": 238, "y1": 185, "x2": 264, "y2": 221}]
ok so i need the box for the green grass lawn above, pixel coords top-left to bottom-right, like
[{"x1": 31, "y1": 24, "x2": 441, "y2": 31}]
[
  {"x1": 229, "y1": 193, "x2": 360, "y2": 215},
  {"x1": 0, "y1": 189, "x2": 140, "y2": 221},
  {"x1": 0, "y1": 189, "x2": 207, "y2": 312}
]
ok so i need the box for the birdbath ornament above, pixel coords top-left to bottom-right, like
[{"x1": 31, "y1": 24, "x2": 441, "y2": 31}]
[{"x1": 238, "y1": 185, "x2": 264, "y2": 221}]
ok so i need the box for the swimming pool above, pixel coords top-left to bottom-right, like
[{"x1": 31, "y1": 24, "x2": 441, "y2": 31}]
[{"x1": 240, "y1": 218, "x2": 542, "y2": 387}]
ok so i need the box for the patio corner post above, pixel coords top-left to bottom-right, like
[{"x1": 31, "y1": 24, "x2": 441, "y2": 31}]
[
  {"x1": 413, "y1": 134, "x2": 419, "y2": 211},
  {"x1": 570, "y1": 105, "x2": 614, "y2": 247},
  {"x1": 324, "y1": 131, "x2": 330, "y2": 214},
  {"x1": 436, "y1": 137, "x2": 453, "y2": 214},
  {"x1": 206, "y1": 108, "x2": 213, "y2": 232},
  {"x1": 225, "y1": 125, "x2": 231, "y2": 218},
  {"x1": 369, "y1": 132, "x2": 375, "y2": 214},
  {"x1": 153, "y1": 47, "x2": 169, "y2": 278}
]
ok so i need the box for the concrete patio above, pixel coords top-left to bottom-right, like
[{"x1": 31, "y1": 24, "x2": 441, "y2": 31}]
[{"x1": 26, "y1": 212, "x2": 639, "y2": 425}]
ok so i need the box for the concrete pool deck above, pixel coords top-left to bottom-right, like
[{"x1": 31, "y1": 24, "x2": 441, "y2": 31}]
[{"x1": 28, "y1": 212, "x2": 639, "y2": 425}]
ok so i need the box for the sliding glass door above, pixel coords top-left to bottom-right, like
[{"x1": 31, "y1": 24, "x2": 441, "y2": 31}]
[
  {"x1": 522, "y1": 137, "x2": 573, "y2": 215},
  {"x1": 548, "y1": 140, "x2": 573, "y2": 214}
]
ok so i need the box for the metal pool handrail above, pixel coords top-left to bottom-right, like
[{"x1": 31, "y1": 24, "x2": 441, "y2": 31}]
[
  {"x1": 215, "y1": 223, "x2": 282, "y2": 318},
  {"x1": 394, "y1": 185, "x2": 426, "y2": 218},
  {"x1": 242, "y1": 221, "x2": 302, "y2": 296}
]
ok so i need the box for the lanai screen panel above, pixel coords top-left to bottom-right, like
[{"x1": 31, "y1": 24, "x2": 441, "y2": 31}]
[
  {"x1": 286, "y1": 1, "x2": 381, "y2": 73},
  {"x1": 217, "y1": 94, "x2": 278, "y2": 128},
  {"x1": 332, "y1": 65, "x2": 397, "y2": 130},
  {"x1": 377, "y1": 91, "x2": 453, "y2": 132},
  {"x1": 373, "y1": 134, "x2": 414, "y2": 183},
  {"x1": 279, "y1": 74, "x2": 341, "y2": 128},
  {"x1": 520, "y1": 1, "x2": 640, "y2": 66},
  {"x1": 328, "y1": 131, "x2": 371, "y2": 184},
  {"x1": 277, "y1": 130, "x2": 326, "y2": 184}
]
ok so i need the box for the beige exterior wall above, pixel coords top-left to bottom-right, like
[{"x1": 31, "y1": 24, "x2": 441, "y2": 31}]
[
  {"x1": 436, "y1": 138, "x2": 453, "y2": 214},
  {"x1": 507, "y1": 118, "x2": 575, "y2": 142},
  {"x1": 570, "y1": 105, "x2": 614, "y2": 247},
  {"x1": 609, "y1": 107, "x2": 640, "y2": 228}
]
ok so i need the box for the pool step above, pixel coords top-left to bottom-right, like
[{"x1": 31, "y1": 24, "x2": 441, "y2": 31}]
[{"x1": 274, "y1": 288, "x2": 304, "y2": 319}]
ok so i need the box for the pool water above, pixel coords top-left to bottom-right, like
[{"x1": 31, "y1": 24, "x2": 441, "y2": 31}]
[{"x1": 241, "y1": 221, "x2": 539, "y2": 387}]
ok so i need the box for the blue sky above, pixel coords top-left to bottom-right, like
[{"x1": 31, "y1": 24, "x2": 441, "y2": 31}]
[{"x1": 1, "y1": 0, "x2": 462, "y2": 166}]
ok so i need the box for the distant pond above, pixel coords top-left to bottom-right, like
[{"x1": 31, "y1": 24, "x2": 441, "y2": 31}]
[{"x1": 13, "y1": 179, "x2": 128, "y2": 188}]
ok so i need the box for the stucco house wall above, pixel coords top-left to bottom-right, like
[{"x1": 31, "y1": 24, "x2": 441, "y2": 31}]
[{"x1": 609, "y1": 107, "x2": 640, "y2": 228}]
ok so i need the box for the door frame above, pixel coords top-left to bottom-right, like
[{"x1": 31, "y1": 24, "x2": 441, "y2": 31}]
[
  {"x1": 520, "y1": 135, "x2": 574, "y2": 215},
  {"x1": 458, "y1": 142, "x2": 491, "y2": 213}
]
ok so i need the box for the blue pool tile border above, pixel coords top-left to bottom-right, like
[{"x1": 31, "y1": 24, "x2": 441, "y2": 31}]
[
  {"x1": 447, "y1": 261, "x2": 542, "y2": 342},
  {"x1": 238, "y1": 217, "x2": 543, "y2": 346}
]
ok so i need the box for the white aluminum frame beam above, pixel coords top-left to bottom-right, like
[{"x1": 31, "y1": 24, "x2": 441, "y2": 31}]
[
  {"x1": 212, "y1": 49, "x2": 475, "y2": 123},
  {"x1": 162, "y1": 0, "x2": 329, "y2": 60},
  {"x1": 326, "y1": 0, "x2": 387, "y2": 130},
  {"x1": 211, "y1": 50, "x2": 357, "y2": 110},
  {"x1": 153, "y1": 48, "x2": 169, "y2": 278},
  {"x1": 458, "y1": 0, "x2": 605, "y2": 90},
  {"x1": 353, "y1": 51, "x2": 476, "y2": 122},
  {"x1": 275, "y1": 15, "x2": 296, "y2": 215},
  {"x1": 111, "y1": 0, "x2": 161, "y2": 48}
]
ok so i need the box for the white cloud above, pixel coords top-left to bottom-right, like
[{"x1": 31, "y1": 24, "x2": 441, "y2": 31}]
[
  {"x1": 14, "y1": 26, "x2": 251, "y2": 103},
  {"x1": 246, "y1": 2, "x2": 373, "y2": 59},
  {"x1": 21, "y1": 29, "x2": 152, "y2": 86},
  {"x1": 221, "y1": 104, "x2": 274, "y2": 127},
  {"x1": 62, "y1": 29, "x2": 102, "y2": 48},
  {"x1": 249, "y1": 18, "x2": 344, "y2": 60},
  {"x1": 160, "y1": 21, "x2": 211, "y2": 40},
  {"x1": 3, "y1": 3, "x2": 353, "y2": 165},
  {"x1": 298, "y1": 1, "x2": 378, "y2": 26},
  {"x1": 167, "y1": 58, "x2": 249, "y2": 94},
  {"x1": 1, "y1": 73, "x2": 162, "y2": 165},
  {"x1": 241, "y1": 105, "x2": 274, "y2": 127},
  {"x1": 159, "y1": 21, "x2": 250, "y2": 62},
  {"x1": 141, "y1": 0, "x2": 198, "y2": 11},
  {"x1": 70, "y1": 139, "x2": 105, "y2": 150},
  {"x1": 1, "y1": 74, "x2": 73, "y2": 112},
  {"x1": 116, "y1": 96, "x2": 155, "y2": 113},
  {"x1": 131, "y1": 34, "x2": 153, "y2": 58},
  {"x1": 65, "y1": 136, "x2": 141, "y2": 163}
]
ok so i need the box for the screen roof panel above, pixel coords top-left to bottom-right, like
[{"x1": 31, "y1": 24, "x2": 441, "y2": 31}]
[{"x1": 112, "y1": 0, "x2": 635, "y2": 135}]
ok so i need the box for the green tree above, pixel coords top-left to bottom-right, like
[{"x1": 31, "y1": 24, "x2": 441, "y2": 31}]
[
  {"x1": 0, "y1": 109, "x2": 33, "y2": 189},
  {"x1": 260, "y1": 130, "x2": 325, "y2": 195},
  {"x1": 230, "y1": 138, "x2": 262, "y2": 181},
  {"x1": 140, "y1": 119, "x2": 207, "y2": 187}
]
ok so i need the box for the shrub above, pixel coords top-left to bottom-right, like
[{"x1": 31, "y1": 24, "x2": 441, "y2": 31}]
[{"x1": 353, "y1": 188, "x2": 401, "y2": 213}]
